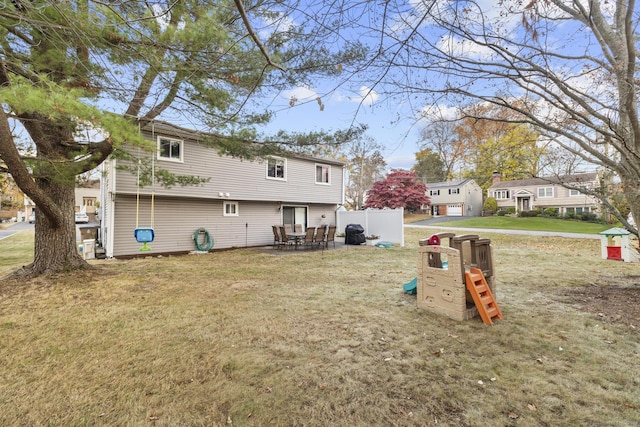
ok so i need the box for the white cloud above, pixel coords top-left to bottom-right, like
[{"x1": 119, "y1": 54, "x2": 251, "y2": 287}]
[
  {"x1": 418, "y1": 104, "x2": 460, "y2": 122},
  {"x1": 282, "y1": 85, "x2": 318, "y2": 104},
  {"x1": 384, "y1": 152, "x2": 416, "y2": 170},
  {"x1": 351, "y1": 86, "x2": 379, "y2": 107},
  {"x1": 151, "y1": 4, "x2": 185, "y2": 31},
  {"x1": 437, "y1": 34, "x2": 494, "y2": 60},
  {"x1": 259, "y1": 13, "x2": 296, "y2": 40}
]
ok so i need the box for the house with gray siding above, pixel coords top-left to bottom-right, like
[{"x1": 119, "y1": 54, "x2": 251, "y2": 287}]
[
  {"x1": 487, "y1": 172, "x2": 601, "y2": 215},
  {"x1": 100, "y1": 121, "x2": 345, "y2": 257},
  {"x1": 425, "y1": 179, "x2": 483, "y2": 217}
]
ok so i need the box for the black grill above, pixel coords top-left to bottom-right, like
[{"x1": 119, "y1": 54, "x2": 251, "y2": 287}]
[{"x1": 345, "y1": 224, "x2": 366, "y2": 245}]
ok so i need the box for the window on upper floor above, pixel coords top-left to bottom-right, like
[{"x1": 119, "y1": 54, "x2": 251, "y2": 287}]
[
  {"x1": 493, "y1": 190, "x2": 510, "y2": 200},
  {"x1": 429, "y1": 189, "x2": 440, "y2": 196},
  {"x1": 267, "y1": 157, "x2": 286, "y2": 180},
  {"x1": 537, "y1": 187, "x2": 554, "y2": 198},
  {"x1": 223, "y1": 201, "x2": 239, "y2": 216},
  {"x1": 158, "y1": 137, "x2": 183, "y2": 162},
  {"x1": 315, "y1": 164, "x2": 330, "y2": 184},
  {"x1": 449, "y1": 188, "x2": 460, "y2": 195},
  {"x1": 569, "y1": 188, "x2": 583, "y2": 196}
]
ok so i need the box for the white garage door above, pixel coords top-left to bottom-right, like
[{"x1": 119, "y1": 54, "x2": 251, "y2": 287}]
[{"x1": 447, "y1": 204, "x2": 463, "y2": 216}]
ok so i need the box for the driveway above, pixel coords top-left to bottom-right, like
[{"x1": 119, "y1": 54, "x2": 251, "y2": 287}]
[
  {"x1": 0, "y1": 221, "x2": 33, "y2": 240},
  {"x1": 406, "y1": 217, "x2": 601, "y2": 240}
]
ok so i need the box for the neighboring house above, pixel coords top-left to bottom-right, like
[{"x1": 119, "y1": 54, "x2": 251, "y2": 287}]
[
  {"x1": 75, "y1": 182, "x2": 100, "y2": 220},
  {"x1": 23, "y1": 185, "x2": 101, "y2": 223},
  {"x1": 0, "y1": 178, "x2": 23, "y2": 221},
  {"x1": 425, "y1": 179, "x2": 483, "y2": 217},
  {"x1": 487, "y1": 172, "x2": 601, "y2": 214},
  {"x1": 100, "y1": 120, "x2": 345, "y2": 257}
]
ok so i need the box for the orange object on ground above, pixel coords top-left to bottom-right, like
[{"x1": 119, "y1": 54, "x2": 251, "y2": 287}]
[{"x1": 465, "y1": 267, "x2": 503, "y2": 325}]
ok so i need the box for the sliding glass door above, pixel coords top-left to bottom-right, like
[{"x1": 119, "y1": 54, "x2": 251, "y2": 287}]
[{"x1": 282, "y1": 206, "x2": 307, "y2": 230}]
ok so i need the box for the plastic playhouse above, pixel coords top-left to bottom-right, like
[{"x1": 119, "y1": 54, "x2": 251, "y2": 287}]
[
  {"x1": 599, "y1": 228, "x2": 639, "y2": 263},
  {"x1": 416, "y1": 232, "x2": 502, "y2": 325}
]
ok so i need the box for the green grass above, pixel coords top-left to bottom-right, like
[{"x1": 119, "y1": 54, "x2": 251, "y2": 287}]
[
  {"x1": 0, "y1": 230, "x2": 34, "y2": 276},
  {"x1": 434, "y1": 216, "x2": 614, "y2": 234}
]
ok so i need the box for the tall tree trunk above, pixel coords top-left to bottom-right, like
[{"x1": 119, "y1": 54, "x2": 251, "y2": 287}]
[
  {"x1": 22, "y1": 181, "x2": 88, "y2": 277},
  {"x1": 621, "y1": 176, "x2": 640, "y2": 238}
]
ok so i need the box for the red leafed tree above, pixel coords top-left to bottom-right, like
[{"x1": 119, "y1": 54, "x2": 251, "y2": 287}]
[{"x1": 364, "y1": 169, "x2": 430, "y2": 212}]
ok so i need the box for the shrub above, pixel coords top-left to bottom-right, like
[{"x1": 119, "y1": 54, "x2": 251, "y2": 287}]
[
  {"x1": 483, "y1": 197, "x2": 498, "y2": 212},
  {"x1": 581, "y1": 212, "x2": 598, "y2": 222},
  {"x1": 496, "y1": 210, "x2": 507, "y2": 216},
  {"x1": 505, "y1": 207, "x2": 516, "y2": 214},
  {"x1": 543, "y1": 208, "x2": 559, "y2": 217},
  {"x1": 563, "y1": 213, "x2": 576, "y2": 220},
  {"x1": 519, "y1": 209, "x2": 540, "y2": 217}
]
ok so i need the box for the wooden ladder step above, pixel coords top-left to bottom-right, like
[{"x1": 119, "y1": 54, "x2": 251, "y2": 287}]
[{"x1": 465, "y1": 267, "x2": 503, "y2": 325}]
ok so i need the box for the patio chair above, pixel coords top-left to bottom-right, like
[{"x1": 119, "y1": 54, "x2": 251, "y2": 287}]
[
  {"x1": 315, "y1": 224, "x2": 326, "y2": 241},
  {"x1": 294, "y1": 223, "x2": 303, "y2": 233},
  {"x1": 325, "y1": 225, "x2": 337, "y2": 249},
  {"x1": 285, "y1": 224, "x2": 294, "y2": 234},
  {"x1": 279, "y1": 226, "x2": 294, "y2": 250},
  {"x1": 272, "y1": 225, "x2": 283, "y2": 249},
  {"x1": 303, "y1": 227, "x2": 318, "y2": 249}
]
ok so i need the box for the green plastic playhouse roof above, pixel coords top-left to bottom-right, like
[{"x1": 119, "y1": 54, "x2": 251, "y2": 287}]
[{"x1": 599, "y1": 227, "x2": 631, "y2": 236}]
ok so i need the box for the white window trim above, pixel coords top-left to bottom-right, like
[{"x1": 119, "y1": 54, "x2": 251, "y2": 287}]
[
  {"x1": 493, "y1": 190, "x2": 509, "y2": 200},
  {"x1": 157, "y1": 136, "x2": 184, "y2": 163},
  {"x1": 266, "y1": 157, "x2": 287, "y2": 181},
  {"x1": 315, "y1": 163, "x2": 331, "y2": 185},
  {"x1": 569, "y1": 188, "x2": 583, "y2": 196},
  {"x1": 537, "y1": 187, "x2": 554, "y2": 198},
  {"x1": 223, "y1": 201, "x2": 239, "y2": 217}
]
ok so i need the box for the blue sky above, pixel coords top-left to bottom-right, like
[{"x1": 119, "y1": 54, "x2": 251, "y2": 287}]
[
  {"x1": 254, "y1": 0, "x2": 618, "y2": 174},
  {"x1": 127, "y1": 0, "x2": 614, "y2": 174},
  {"x1": 261, "y1": 82, "x2": 422, "y2": 170}
]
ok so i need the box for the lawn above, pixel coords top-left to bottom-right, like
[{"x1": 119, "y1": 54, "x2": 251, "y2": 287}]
[
  {"x1": 1, "y1": 229, "x2": 639, "y2": 426},
  {"x1": 431, "y1": 215, "x2": 614, "y2": 234}
]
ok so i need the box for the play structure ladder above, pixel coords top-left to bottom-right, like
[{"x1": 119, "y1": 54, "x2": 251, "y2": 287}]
[{"x1": 465, "y1": 267, "x2": 503, "y2": 325}]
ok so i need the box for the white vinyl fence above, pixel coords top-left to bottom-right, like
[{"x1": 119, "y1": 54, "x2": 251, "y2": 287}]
[{"x1": 336, "y1": 208, "x2": 404, "y2": 246}]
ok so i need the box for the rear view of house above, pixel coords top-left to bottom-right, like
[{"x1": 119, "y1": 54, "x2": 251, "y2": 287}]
[{"x1": 100, "y1": 121, "x2": 344, "y2": 257}]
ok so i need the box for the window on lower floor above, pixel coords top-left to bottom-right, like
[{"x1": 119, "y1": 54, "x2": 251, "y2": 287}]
[
  {"x1": 223, "y1": 201, "x2": 239, "y2": 216},
  {"x1": 565, "y1": 207, "x2": 590, "y2": 214},
  {"x1": 83, "y1": 197, "x2": 96, "y2": 207}
]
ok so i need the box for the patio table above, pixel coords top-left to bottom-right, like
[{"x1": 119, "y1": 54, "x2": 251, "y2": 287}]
[{"x1": 287, "y1": 232, "x2": 306, "y2": 249}]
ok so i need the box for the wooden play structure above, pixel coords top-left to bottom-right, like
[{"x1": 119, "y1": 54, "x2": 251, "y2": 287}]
[{"x1": 417, "y1": 233, "x2": 503, "y2": 325}]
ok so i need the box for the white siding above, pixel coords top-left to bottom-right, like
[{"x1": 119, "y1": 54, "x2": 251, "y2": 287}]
[
  {"x1": 115, "y1": 140, "x2": 344, "y2": 204},
  {"x1": 107, "y1": 125, "x2": 345, "y2": 257},
  {"x1": 111, "y1": 195, "x2": 338, "y2": 256}
]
